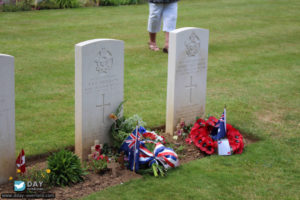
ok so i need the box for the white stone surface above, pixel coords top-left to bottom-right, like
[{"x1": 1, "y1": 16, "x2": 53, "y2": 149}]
[
  {"x1": 0, "y1": 54, "x2": 15, "y2": 185},
  {"x1": 166, "y1": 27, "x2": 209, "y2": 135},
  {"x1": 75, "y1": 39, "x2": 124, "y2": 160}
]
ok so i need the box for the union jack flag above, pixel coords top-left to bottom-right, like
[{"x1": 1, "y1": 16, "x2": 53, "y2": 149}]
[
  {"x1": 124, "y1": 132, "x2": 141, "y2": 149},
  {"x1": 120, "y1": 127, "x2": 146, "y2": 172}
]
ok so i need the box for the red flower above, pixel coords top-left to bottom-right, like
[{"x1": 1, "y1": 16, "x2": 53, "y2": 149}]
[
  {"x1": 209, "y1": 116, "x2": 218, "y2": 123},
  {"x1": 161, "y1": 136, "x2": 166, "y2": 144},
  {"x1": 196, "y1": 118, "x2": 206, "y2": 126},
  {"x1": 206, "y1": 116, "x2": 218, "y2": 127},
  {"x1": 104, "y1": 156, "x2": 109, "y2": 163},
  {"x1": 95, "y1": 145, "x2": 101, "y2": 154},
  {"x1": 143, "y1": 132, "x2": 156, "y2": 140},
  {"x1": 185, "y1": 137, "x2": 192, "y2": 144},
  {"x1": 194, "y1": 135, "x2": 206, "y2": 149},
  {"x1": 96, "y1": 155, "x2": 104, "y2": 160},
  {"x1": 197, "y1": 136, "x2": 215, "y2": 155}
]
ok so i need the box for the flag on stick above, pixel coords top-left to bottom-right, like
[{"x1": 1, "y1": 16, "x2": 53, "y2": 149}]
[
  {"x1": 16, "y1": 149, "x2": 26, "y2": 173},
  {"x1": 212, "y1": 108, "x2": 227, "y2": 141},
  {"x1": 120, "y1": 127, "x2": 141, "y2": 172}
]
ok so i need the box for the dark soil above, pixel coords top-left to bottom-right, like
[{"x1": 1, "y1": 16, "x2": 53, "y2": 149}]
[{"x1": 0, "y1": 131, "x2": 257, "y2": 200}]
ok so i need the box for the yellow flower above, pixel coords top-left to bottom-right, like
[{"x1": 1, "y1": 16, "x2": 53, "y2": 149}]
[
  {"x1": 17, "y1": 169, "x2": 21, "y2": 173},
  {"x1": 9, "y1": 176, "x2": 13, "y2": 181},
  {"x1": 46, "y1": 169, "x2": 51, "y2": 174},
  {"x1": 109, "y1": 113, "x2": 118, "y2": 120}
]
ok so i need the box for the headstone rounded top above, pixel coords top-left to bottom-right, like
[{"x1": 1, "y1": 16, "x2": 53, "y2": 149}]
[
  {"x1": 0, "y1": 54, "x2": 14, "y2": 59},
  {"x1": 75, "y1": 39, "x2": 124, "y2": 47},
  {"x1": 171, "y1": 27, "x2": 209, "y2": 34}
]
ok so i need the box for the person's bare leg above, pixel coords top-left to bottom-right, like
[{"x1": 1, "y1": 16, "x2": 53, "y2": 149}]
[
  {"x1": 164, "y1": 32, "x2": 169, "y2": 48},
  {"x1": 149, "y1": 32, "x2": 156, "y2": 44},
  {"x1": 163, "y1": 32, "x2": 169, "y2": 53},
  {"x1": 149, "y1": 32, "x2": 159, "y2": 51}
]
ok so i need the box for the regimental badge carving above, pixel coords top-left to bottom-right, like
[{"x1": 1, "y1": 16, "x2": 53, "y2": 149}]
[
  {"x1": 94, "y1": 48, "x2": 113, "y2": 74},
  {"x1": 185, "y1": 32, "x2": 201, "y2": 57}
]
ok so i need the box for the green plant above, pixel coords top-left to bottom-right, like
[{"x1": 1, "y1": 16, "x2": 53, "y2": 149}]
[
  {"x1": 110, "y1": 102, "x2": 146, "y2": 148},
  {"x1": 2, "y1": 0, "x2": 32, "y2": 12},
  {"x1": 55, "y1": 0, "x2": 79, "y2": 8},
  {"x1": 47, "y1": 150, "x2": 85, "y2": 186},
  {"x1": 101, "y1": 143, "x2": 115, "y2": 157},
  {"x1": 37, "y1": 0, "x2": 60, "y2": 9},
  {"x1": 99, "y1": 0, "x2": 143, "y2": 6},
  {"x1": 182, "y1": 124, "x2": 192, "y2": 138},
  {"x1": 88, "y1": 159, "x2": 108, "y2": 174},
  {"x1": 16, "y1": 167, "x2": 51, "y2": 190},
  {"x1": 176, "y1": 145, "x2": 185, "y2": 154}
]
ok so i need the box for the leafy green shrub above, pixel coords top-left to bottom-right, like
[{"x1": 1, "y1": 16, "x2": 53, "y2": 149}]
[
  {"x1": 47, "y1": 150, "x2": 85, "y2": 186},
  {"x1": 2, "y1": 0, "x2": 32, "y2": 12},
  {"x1": 100, "y1": 0, "x2": 144, "y2": 6},
  {"x1": 55, "y1": 0, "x2": 79, "y2": 8},
  {"x1": 37, "y1": 0, "x2": 60, "y2": 9},
  {"x1": 110, "y1": 102, "x2": 146, "y2": 148}
]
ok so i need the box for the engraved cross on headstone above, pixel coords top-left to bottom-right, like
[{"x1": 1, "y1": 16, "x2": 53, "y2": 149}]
[
  {"x1": 185, "y1": 76, "x2": 197, "y2": 104},
  {"x1": 96, "y1": 94, "x2": 111, "y2": 123}
]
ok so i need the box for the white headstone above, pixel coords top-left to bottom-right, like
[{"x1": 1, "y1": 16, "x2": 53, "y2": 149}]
[
  {"x1": 166, "y1": 27, "x2": 209, "y2": 135},
  {"x1": 75, "y1": 39, "x2": 124, "y2": 160},
  {"x1": 0, "y1": 54, "x2": 15, "y2": 184}
]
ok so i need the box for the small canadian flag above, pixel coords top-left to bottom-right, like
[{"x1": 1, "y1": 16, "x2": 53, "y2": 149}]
[{"x1": 16, "y1": 149, "x2": 26, "y2": 173}]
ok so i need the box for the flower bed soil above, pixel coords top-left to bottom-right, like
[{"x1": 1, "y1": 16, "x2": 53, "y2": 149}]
[{"x1": 0, "y1": 131, "x2": 257, "y2": 200}]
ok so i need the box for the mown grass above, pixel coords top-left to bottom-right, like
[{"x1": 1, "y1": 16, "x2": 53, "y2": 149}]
[{"x1": 0, "y1": 0, "x2": 300, "y2": 199}]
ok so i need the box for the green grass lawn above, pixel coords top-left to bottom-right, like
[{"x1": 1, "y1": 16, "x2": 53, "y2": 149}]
[{"x1": 1, "y1": 0, "x2": 300, "y2": 199}]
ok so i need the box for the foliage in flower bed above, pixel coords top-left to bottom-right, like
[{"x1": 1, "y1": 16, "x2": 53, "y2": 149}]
[
  {"x1": 99, "y1": 0, "x2": 143, "y2": 6},
  {"x1": 55, "y1": 0, "x2": 79, "y2": 8},
  {"x1": 16, "y1": 167, "x2": 52, "y2": 190},
  {"x1": 47, "y1": 150, "x2": 86, "y2": 186},
  {"x1": 88, "y1": 159, "x2": 108, "y2": 174},
  {"x1": 0, "y1": 0, "x2": 145, "y2": 12},
  {"x1": 110, "y1": 102, "x2": 147, "y2": 149},
  {"x1": 36, "y1": 0, "x2": 60, "y2": 9},
  {"x1": 1, "y1": 0, "x2": 32, "y2": 12}
]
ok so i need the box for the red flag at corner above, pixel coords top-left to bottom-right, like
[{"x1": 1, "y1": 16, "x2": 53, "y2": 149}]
[{"x1": 16, "y1": 149, "x2": 26, "y2": 173}]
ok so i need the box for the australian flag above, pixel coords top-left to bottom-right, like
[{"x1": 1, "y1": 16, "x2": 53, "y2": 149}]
[
  {"x1": 212, "y1": 108, "x2": 227, "y2": 141},
  {"x1": 120, "y1": 127, "x2": 146, "y2": 172}
]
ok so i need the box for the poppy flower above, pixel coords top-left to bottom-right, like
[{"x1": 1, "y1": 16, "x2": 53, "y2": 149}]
[
  {"x1": 196, "y1": 118, "x2": 206, "y2": 126},
  {"x1": 185, "y1": 137, "x2": 193, "y2": 144},
  {"x1": 194, "y1": 135, "x2": 206, "y2": 149},
  {"x1": 143, "y1": 132, "x2": 156, "y2": 140},
  {"x1": 197, "y1": 137, "x2": 215, "y2": 155},
  {"x1": 95, "y1": 145, "x2": 101, "y2": 153}
]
